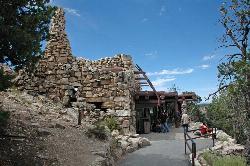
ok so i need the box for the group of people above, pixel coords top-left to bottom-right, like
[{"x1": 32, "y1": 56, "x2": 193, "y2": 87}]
[
  {"x1": 180, "y1": 100, "x2": 211, "y2": 135},
  {"x1": 153, "y1": 111, "x2": 170, "y2": 133},
  {"x1": 152, "y1": 100, "x2": 212, "y2": 136}
]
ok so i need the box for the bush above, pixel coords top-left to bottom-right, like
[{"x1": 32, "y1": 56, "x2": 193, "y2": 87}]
[
  {"x1": 104, "y1": 116, "x2": 119, "y2": 131},
  {"x1": 0, "y1": 68, "x2": 13, "y2": 91},
  {"x1": 0, "y1": 111, "x2": 10, "y2": 134},
  {"x1": 201, "y1": 151, "x2": 247, "y2": 166},
  {"x1": 0, "y1": 111, "x2": 9, "y2": 123},
  {"x1": 215, "y1": 155, "x2": 247, "y2": 166},
  {"x1": 86, "y1": 124, "x2": 108, "y2": 140},
  {"x1": 206, "y1": 89, "x2": 247, "y2": 144}
]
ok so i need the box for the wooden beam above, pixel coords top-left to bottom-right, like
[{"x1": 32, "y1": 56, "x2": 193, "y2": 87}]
[
  {"x1": 136, "y1": 100, "x2": 165, "y2": 104},
  {"x1": 134, "y1": 71, "x2": 145, "y2": 74},
  {"x1": 135, "y1": 64, "x2": 160, "y2": 106},
  {"x1": 135, "y1": 77, "x2": 147, "y2": 80},
  {"x1": 139, "y1": 82, "x2": 148, "y2": 84}
]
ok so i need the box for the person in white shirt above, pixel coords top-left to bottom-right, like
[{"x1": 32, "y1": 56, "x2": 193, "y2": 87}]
[
  {"x1": 181, "y1": 99, "x2": 190, "y2": 132},
  {"x1": 181, "y1": 111, "x2": 190, "y2": 132}
]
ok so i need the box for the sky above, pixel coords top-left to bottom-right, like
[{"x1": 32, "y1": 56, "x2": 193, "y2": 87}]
[{"x1": 50, "y1": 0, "x2": 227, "y2": 102}]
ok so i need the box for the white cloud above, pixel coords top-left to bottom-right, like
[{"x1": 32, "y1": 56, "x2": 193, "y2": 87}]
[
  {"x1": 147, "y1": 68, "x2": 194, "y2": 76},
  {"x1": 145, "y1": 50, "x2": 158, "y2": 59},
  {"x1": 159, "y1": 5, "x2": 166, "y2": 16},
  {"x1": 64, "y1": 7, "x2": 81, "y2": 17},
  {"x1": 152, "y1": 78, "x2": 176, "y2": 86},
  {"x1": 199, "y1": 64, "x2": 210, "y2": 70},
  {"x1": 141, "y1": 18, "x2": 148, "y2": 23},
  {"x1": 203, "y1": 55, "x2": 215, "y2": 61}
]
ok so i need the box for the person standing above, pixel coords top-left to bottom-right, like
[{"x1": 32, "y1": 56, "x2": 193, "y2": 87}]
[
  {"x1": 181, "y1": 111, "x2": 190, "y2": 132},
  {"x1": 160, "y1": 111, "x2": 169, "y2": 133},
  {"x1": 181, "y1": 100, "x2": 190, "y2": 132}
]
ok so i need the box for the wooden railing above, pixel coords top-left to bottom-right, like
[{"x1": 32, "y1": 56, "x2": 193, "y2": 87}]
[{"x1": 184, "y1": 127, "x2": 217, "y2": 166}]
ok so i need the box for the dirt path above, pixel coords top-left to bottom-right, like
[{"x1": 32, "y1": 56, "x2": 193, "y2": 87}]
[{"x1": 118, "y1": 127, "x2": 213, "y2": 166}]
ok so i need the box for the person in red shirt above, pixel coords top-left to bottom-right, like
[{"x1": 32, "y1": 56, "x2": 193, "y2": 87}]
[{"x1": 200, "y1": 122, "x2": 209, "y2": 135}]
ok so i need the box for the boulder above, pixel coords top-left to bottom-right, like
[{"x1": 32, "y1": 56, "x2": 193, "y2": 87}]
[
  {"x1": 36, "y1": 128, "x2": 51, "y2": 137},
  {"x1": 139, "y1": 137, "x2": 151, "y2": 147},
  {"x1": 111, "y1": 130, "x2": 119, "y2": 137},
  {"x1": 128, "y1": 137, "x2": 140, "y2": 150},
  {"x1": 115, "y1": 110, "x2": 130, "y2": 117},
  {"x1": 126, "y1": 146, "x2": 136, "y2": 153},
  {"x1": 118, "y1": 140, "x2": 130, "y2": 150}
]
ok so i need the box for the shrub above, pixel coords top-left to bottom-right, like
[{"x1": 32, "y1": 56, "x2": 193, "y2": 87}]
[
  {"x1": 202, "y1": 151, "x2": 218, "y2": 166},
  {"x1": 0, "y1": 111, "x2": 9, "y2": 123},
  {"x1": 86, "y1": 124, "x2": 108, "y2": 140},
  {"x1": 0, "y1": 68, "x2": 13, "y2": 91},
  {"x1": 0, "y1": 111, "x2": 10, "y2": 134},
  {"x1": 104, "y1": 116, "x2": 119, "y2": 131},
  {"x1": 201, "y1": 151, "x2": 247, "y2": 166},
  {"x1": 215, "y1": 155, "x2": 247, "y2": 166}
]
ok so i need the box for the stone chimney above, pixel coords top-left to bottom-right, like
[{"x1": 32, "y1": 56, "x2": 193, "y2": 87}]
[{"x1": 44, "y1": 8, "x2": 73, "y2": 65}]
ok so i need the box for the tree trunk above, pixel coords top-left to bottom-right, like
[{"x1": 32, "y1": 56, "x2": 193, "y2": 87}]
[{"x1": 246, "y1": 74, "x2": 250, "y2": 164}]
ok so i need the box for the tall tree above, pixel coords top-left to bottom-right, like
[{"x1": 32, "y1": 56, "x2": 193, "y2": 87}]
[
  {"x1": 0, "y1": 0, "x2": 56, "y2": 70},
  {"x1": 212, "y1": 0, "x2": 250, "y2": 162}
]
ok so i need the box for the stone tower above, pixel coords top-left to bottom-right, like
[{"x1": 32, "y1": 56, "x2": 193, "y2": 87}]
[{"x1": 44, "y1": 8, "x2": 73, "y2": 66}]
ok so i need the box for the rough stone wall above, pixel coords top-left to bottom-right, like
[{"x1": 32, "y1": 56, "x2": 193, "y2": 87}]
[{"x1": 15, "y1": 8, "x2": 138, "y2": 134}]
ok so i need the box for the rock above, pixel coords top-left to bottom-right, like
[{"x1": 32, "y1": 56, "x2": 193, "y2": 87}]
[
  {"x1": 139, "y1": 137, "x2": 151, "y2": 147},
  {"x1": 59, "y1": 109, "x2": 67, "y2": 114},
  {"x1": 90, "y1": 156, "x2": 107, "y2": 166},
  {"x1": 37, "y1": 128, "x2": 51, "y2": 136},
  {"x1": 65, "y1": 108, "x2": 78, "y2": 120},
  {"x1": 126, "y1": 146, "x2": 136, "y2": 153},
  {"x1": 127, "y1": 137, "x2": 140, "y2": 150},
  {"x1": 36, "y1": 154, "x2": 49, "y2": 160},
  {"x1": 31, "y1": 122, "x2": 40, "y2": 127},
  {"x1": 77, "y1": 97, "x2": 85, "y2": 102},
  {"x1": 121, "y1": 136, "x2": 129, "y2": 141},
  {"x1": 92, "y1": 151, "x2": 107, "y2": 158},
  {"x1": 33, "y1": 102, "x2": 43, "y2": 108},
  {"x1": 130, "y1": 134, "x2": 139, "y2": 138},
  {"x1": 115, "y1": 110, "x2": 130, "y2": 117},
  {"x1": 106, "y1": 109, "x2": 115, "y2": 116},
  {"x1": 62, "y1": 96, "x2": 70, "y2": 106},
  {"x1": 111, "y1": 130, "x2": 119, "y2": 137},
  {"x1": 217, "y1": 130, "x2": 230, "y2": 141},
  {"x1": 55, "y1": 123, "x2": 66, "y2": 129},
  {"x1": 122, "y1": 120, "x2": 130, "y2": 128},
  {"x1": 118, "y1": 140, "x2": 130, "y2": 150},
  {"x1": 221, "y1": 144, "x2": 245, "y2": 155}
]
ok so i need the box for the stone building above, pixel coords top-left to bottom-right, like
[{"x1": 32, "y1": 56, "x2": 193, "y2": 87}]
[
  {"x1": 16, "y1": 8, "x2": 139, "y2": 134},
  {"x1": 15, "y1": 8, "x2": 197, "y2": 135}
]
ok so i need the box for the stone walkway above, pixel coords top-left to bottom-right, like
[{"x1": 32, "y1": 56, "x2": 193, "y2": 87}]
[{"x1": 118, "y1": 127, "x2": 213, "y2": 166}]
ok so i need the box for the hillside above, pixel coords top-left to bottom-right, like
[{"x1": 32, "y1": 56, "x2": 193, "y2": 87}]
[{"x1": 0, "y1": 89, "x2": 113, "y2": 166}]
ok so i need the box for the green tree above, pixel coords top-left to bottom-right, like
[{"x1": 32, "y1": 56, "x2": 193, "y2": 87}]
[
  {"x1": 187, "y1": 95, "x2": 205, "y2": 122},
  {"x1": 207, "y1": 90, "x2": 247, "y2": 144},
  {"x1": 209, "y1": 0, "x2": 250, "y2": 162},
  {"x1": 0, "y1": 0, "x2": 56, "y2": 71}
]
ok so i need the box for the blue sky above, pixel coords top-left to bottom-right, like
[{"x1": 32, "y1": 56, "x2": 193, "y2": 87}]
[{"x1": 50, "y1": 0, "x2": 227, "y2": 102}]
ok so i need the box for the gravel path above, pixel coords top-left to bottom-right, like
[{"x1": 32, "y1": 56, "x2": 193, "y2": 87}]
[{"x1": 118, "y1": 127, "x2": 213, "y2": 166}]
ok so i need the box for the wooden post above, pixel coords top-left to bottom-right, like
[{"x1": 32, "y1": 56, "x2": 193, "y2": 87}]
[
  {"x1": 174, "y1": 96, "x2": 179, "y2": 128},
  {"x1": 184, "y1": 129, "x2": 187, "y2": 154},
  {"x1": 78, "y1": 108, "x2": 82, "y2": 125},
  {"x1": 212, "y1": 128, "x2": 217, "y2": 147},
  {"x1": 192, "y1": 142, "x2": 196, "y2": 166}
]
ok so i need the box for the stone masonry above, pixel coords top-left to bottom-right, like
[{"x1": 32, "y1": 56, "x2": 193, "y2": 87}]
[{"x1": 15, "y1": 8, "x2": 139, "y2": 134}]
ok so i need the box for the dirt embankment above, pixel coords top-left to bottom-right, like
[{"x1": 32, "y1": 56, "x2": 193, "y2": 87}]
[{"x1": 0, "y1": 90, "x2": 112, "y2": 166}]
